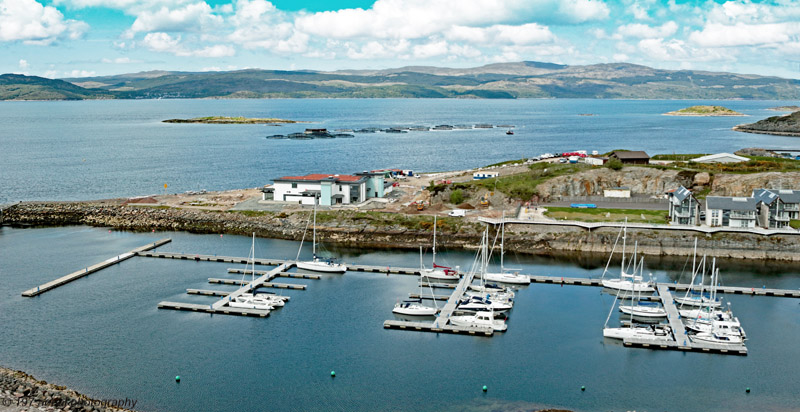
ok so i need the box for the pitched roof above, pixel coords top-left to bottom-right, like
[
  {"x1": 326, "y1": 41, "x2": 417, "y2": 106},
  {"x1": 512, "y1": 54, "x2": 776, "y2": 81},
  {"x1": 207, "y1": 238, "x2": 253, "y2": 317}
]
[
  {"x1": 692, "y1": 153, "x2": 748, "y2": 163},
  {"x1": 775, "y1": 189, "x2": 800, "y2": 204},
  {"x1": 670, "y1": 186, "x2": 693, "y2": 203},
  {"x1": 752, "y1": 188, "x2": 779, "y2": 205},
  {"x1": 275, "y1": 174, "x2": 364, "y2": 183},
  {"x1": 610, "y1": 150, "x2": 650, "y2": 159},
  {"x1": 705, "y1": 196, "x2": 758, "y2": 211}
]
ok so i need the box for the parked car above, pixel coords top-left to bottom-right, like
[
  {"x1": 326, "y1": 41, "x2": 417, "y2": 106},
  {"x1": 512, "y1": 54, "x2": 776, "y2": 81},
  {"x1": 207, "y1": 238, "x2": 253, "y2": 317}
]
[{"x1": 448, "y1": 210, "x2": 466, "y2": 217}]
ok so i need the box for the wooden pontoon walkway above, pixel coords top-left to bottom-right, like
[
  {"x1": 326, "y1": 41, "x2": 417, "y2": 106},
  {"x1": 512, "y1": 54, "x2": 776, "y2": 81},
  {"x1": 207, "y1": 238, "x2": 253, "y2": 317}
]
[
  {"x1": 22, "y1": 238, "x2": 172, "y2": 297},
  {"x1": 157, "y1": 263, "x2": 295, "y2": 317}
]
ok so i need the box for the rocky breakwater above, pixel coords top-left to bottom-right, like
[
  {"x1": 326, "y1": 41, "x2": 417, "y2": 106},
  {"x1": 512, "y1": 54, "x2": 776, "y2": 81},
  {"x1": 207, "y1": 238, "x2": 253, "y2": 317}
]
[
  {"x1": 711, "y1": 172, "x2": 800, "y2": 196},
  {"x1": 0, "y1": 366, "x2": 135, "y2": 412}
]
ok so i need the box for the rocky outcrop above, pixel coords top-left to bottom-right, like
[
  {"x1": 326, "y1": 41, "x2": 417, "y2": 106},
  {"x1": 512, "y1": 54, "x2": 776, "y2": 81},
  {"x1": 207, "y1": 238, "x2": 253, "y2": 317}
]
[
  {"x1": 711, "y1": 172, "x2": 800, "y2": 196},
  {"x1": 535, "y1": 168, "x2": 693, "y2": 199}
]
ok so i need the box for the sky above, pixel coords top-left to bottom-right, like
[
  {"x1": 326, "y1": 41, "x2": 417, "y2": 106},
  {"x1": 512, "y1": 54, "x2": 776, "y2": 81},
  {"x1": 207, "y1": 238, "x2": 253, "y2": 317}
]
[{"x1": 2, "y1": 0, "x2": 800, "y2": 79}]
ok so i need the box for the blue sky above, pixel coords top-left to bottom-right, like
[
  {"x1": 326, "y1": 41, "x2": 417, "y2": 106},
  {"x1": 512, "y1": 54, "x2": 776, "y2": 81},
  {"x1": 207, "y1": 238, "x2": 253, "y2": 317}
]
[{"x1": 2, "y1": 0, "x2": 800, "y2": 79}]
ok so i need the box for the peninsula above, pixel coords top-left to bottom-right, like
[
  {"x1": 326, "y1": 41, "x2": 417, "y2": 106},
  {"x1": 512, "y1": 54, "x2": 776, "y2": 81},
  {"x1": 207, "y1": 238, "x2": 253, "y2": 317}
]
[
  {"x1": 162, "y1": 116, "x2": 298, "y2": 124},
  {"x1": 734, "y1": 110, "x2": 800, "y2": 136},
  {"x1": 768, "y1": 105, "x2": 800, "y2": 111},
  {"x1": 664, "y1": 105, "x2": 745, "y2": 116}
]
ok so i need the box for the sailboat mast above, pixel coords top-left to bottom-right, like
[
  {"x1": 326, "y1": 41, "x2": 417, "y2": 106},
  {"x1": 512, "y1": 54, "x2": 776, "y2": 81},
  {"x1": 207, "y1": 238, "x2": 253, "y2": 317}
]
[
  {"x1": 312, "y1": 197, "x2": 317, "y2": 257},
  {"x1": 500, "y1": 211, "x2": 505, "y2": 271},
  {"x1": 621, "y1": 221, "x2": 627, "y2": 276},
  {"x1": 432, "y1": 215, "x2": 437, "y2": 264}
]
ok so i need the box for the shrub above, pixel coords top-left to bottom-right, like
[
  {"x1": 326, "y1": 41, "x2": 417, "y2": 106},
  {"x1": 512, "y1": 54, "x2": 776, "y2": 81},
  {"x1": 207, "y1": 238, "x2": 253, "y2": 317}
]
[
  {"x1": 606, "y1": 158, "x2": 623, "y2": 170},
  {"x1": 450, "y1": 189, "x2": 465, "y2": 204}
]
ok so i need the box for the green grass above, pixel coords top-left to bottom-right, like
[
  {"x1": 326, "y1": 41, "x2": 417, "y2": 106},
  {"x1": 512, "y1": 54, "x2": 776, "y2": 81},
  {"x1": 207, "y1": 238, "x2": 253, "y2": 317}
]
[
  {"x1": 544, "y1": 207, "x2": 667, "y2": 224},
  {"x1": 484, "y1": 158, "x2": 526, "y2": 168},
  {"x1": 790, "y1": 220, "x2": 800, "y2": 229},
  {"x1": 456, "y1": 163, "x2": 590, "y2": 201},
  {"x1": 666, "y1": 105, "x2": 743, "y2": 115},
  {"x1": 227, "y1": 210, "x2": 274, "y2": 217}
]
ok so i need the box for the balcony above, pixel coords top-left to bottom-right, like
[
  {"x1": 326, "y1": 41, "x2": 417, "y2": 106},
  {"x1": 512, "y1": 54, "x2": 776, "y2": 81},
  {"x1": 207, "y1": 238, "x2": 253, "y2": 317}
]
[
  {"x1": 774, "y1": 213, "x2": 791, "y2": 222},
  {"x1": 673, "y1": 210, "x2": 692, "y2": 218},
  {"x1": 783, "y1": 204, "x2": 799, "y2": 211},
  {"x1": 729, "y1": 211, "x2": 756, "y2": 220}
]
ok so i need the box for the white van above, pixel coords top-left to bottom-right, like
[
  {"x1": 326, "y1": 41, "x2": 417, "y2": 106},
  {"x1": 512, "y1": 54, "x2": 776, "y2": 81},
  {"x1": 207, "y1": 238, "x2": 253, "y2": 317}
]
[{"x1": 448, "y1": 210, "x2": 466, "y2": 217}]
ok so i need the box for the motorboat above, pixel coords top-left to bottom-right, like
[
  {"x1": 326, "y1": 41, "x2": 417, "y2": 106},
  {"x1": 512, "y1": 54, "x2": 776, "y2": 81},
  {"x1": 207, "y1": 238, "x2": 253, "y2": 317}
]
[
  {"x1": 240, "y1": 292, "x2": 287, "y2": 307},
  {"x1": 450, "y1": 311, "x2": 507, "y2": 332},
  {"x1": 691, "y1": 332, "x2": 745, "y2": 345},
  {"x1": 686, "y1": 319, "x2": 746, "y2": 340},
  {"x1": 296, "y1": 199, "x2": 347, "y2": 274},
  {"x1": 229, "y1": 295, "x2": 274, "y2": 310}
]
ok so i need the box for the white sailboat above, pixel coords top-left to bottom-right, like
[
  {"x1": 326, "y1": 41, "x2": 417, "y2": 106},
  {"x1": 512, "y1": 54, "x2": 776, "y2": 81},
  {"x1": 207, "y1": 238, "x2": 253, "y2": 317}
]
[
  {"x1": 296, "y1": 198, "x2": 347, "y2": 273},
  {"x1": 419, "y1": 215, "x2": 459, "y2": 281},
  {"x1": 674, "y1": 242, "x2": 722, "y2": 308},
  {"x1": 393, "y1": 270, "x2": 438, "y2": 316},
  {"x1": 457, "y1": 228, "x2": 513, "y2": 313},
  {"x1": 601, "y1": 223, "x2": 655, "y2": 293},
  {"x1": 618, "y1": 255, "x2": 666, "y2": 318},
  {"x1": 483, "y1": 212, "x2": 530, "y2": 285},
  {"x1": 603, "y1": 324, "x2": 672, "y2": 340},
  {"x1": 229, "y1": 233, "x2": 274, "y2": 311}
]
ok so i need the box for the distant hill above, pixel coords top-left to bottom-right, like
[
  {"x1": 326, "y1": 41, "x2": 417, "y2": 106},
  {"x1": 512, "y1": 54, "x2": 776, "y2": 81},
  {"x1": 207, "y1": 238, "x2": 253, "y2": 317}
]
[
  {"x1": 734, "y1": 111, "x2": 800, "y2": 136},
  {"x1": 2, "y1": 62, "x2": 800, "y2": 100},
  {"x1": 0, "y1": 74, "x2": 113, "y2": 100}
]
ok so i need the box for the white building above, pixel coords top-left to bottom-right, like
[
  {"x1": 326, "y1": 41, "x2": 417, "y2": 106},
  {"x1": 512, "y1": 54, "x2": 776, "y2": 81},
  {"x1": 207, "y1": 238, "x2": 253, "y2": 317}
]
[
  {"x1": 704, "y1": 196, "x2": 758, "y2": 228},
  {"x1": 666, "y1": 186, "x2": 700, "y2": 225},
  {"x1": 603, "y1": 187, "x2": 631, "y2": 198},
  {"x1": 272, "y1": 173, "x2": 385, "y2": 206},
  {"x1": 691, "y1": 153, "x2": 749, "y2": 163},
  {"x1": 473, "y1": 171, "x2": 499, "y2": 180}
]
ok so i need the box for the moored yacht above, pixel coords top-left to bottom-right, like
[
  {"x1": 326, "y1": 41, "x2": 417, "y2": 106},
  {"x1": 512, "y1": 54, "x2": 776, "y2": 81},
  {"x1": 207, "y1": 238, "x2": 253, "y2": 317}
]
[{"x1": 450, "y1": 311, "x2": 507, "y2": 331}]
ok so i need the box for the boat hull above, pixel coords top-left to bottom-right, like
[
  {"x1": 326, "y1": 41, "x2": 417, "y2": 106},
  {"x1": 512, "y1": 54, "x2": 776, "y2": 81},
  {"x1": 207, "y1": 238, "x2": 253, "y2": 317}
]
[
  {"x1": 619, "y1": 305, "x2": 666, "y2": 318},
  {"x1": 602, "y1": 278, "x2": 654, "y2": 293},
  {"x1": 483, "y1": 272, "x2": 530, "y2": 285},
  {"x1": 297, "y1": 261, "x2": 347, "y2": 273}
]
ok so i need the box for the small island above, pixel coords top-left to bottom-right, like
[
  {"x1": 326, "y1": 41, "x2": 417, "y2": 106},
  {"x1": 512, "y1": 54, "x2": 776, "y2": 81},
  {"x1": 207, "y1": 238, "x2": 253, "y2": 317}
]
[
  {"x1": 664, "y1": 105, "x2": 745, "y2": 116},
  {"x1": 768, "y1": 105, "x2": 800, "y2": 111},
  {"x1": 734, "y1": 111, "x2": 800, "y2": 137},
  {"x1": 163, "y1": 116, "x2": 298, "y2": 124}
]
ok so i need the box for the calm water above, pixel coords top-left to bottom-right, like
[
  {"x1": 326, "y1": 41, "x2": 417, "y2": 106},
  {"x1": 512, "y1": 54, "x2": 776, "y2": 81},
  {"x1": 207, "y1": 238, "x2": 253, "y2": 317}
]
[
  {"x1": 2, "y1": 98, "x2": 800, "y2": 204},
  {"x1": 0, "y1": 226, "x2": 799, "y2": 412}
]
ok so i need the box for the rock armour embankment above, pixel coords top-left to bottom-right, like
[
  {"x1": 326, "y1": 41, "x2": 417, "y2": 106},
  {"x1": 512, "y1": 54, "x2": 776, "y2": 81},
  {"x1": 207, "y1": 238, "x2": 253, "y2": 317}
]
[{"x1": 5, "y1": 202, "x2": 800, "y2": 261}]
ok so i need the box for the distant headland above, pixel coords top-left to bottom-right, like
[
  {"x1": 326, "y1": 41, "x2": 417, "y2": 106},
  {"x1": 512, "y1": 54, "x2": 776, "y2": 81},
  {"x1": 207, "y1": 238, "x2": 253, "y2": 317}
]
[
  {"x1": 163, "y1": 116, "x2": 298, "y2": 124},
  {"x1": 734, "y1": 110, "x2": 800, "y2": 137},
  {"x1": 664, "y1": 105, "x2": 745, "y2": 116}
]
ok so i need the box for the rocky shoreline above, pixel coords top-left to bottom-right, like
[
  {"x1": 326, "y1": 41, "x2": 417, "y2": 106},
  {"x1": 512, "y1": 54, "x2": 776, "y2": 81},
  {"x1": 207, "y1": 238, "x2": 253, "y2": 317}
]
[
  {"x1": 0, "y1": 366, "x2": 134, "y2": 412},
  {"x1": 4, "y1": 200, "x2": 800, "y2": 261}
]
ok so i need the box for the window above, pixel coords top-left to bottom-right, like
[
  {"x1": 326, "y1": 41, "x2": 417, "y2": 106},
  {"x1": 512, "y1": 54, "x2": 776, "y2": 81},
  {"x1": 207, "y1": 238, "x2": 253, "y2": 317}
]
[
  {"x1": 291, "y1": 183, "x2": 297, "y2": 189},
  {"x1": 338, "y1": 185, "x2": 342, "y2": 191}
]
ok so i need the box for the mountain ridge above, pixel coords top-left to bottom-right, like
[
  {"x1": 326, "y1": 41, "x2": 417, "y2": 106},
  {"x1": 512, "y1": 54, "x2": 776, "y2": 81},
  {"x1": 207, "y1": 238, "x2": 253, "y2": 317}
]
[{"x1": 2, "y1": 61, "x2": 799, "y2": 100}]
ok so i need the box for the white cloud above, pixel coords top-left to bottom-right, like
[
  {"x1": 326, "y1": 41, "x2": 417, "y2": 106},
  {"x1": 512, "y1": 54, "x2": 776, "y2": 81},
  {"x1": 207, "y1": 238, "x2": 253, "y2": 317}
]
[
  {"x1": 18, "y1": 59, "x2": 29, "y2": 69},
  {"x1": 294, "y1": 0, "x2": 606, "y2": 42},
  {"x1": 612, "y1": 53, "x2": 629, "y2": 61},
  {"x1": 142, "y1": 31, "x2": 234, "y2": 56},
  {"x1": 128, "y1": 2, "x2": 222, "y2": 35},
  {"x1": 637, "y1": 38, "x2": 729, "y2": 63},
  {"x1": 689, "y1": 22, "x2": 800, "y2": 47},
  {"x1": 227, "y1": 0, "x2": 308, "y2": 52},
  {"x1": 615, "y1": 21, "x2": 678, "y2": 39},
  {"x1": 0, "y1": 0, "x2": 88, "y2": 44},
  {"x1": 101, "y1": 57, "x2": 141, "y2": 63},
  {"x1": 446, "y1": 23, "x2": 554, "y2": 46},
  {"x1": 43, "y1": 69, "x2": 58, "y2": 78},
  {"x1": 65, "y1": 69, "x2": 97, "y2": 77}
]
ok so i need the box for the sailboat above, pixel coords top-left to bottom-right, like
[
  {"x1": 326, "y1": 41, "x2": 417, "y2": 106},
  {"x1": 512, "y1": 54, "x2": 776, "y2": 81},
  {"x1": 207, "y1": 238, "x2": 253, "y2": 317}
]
[
  {"x1": 419, "y1": 215, "x2": 459, "y2": 281},
  {"x1": 393, "y1": 268, "x2": 438, "y2": 316},
  {"x1": 674, "y1": 240, "x2": 721, "y2": 308},
  {"x1": 601, "y1": 222, "x2": 655, "y2": 293},
  {"x1": 296, "y1": 198, "x2": 347, "y2": 273},
  {"x1": 456, "y1": 228, "x2": 513, "y2": 313},
  {"x1": 483, "y1": 212, "x2": 530, "y2": 285},
  {"x1": 229, "y1": 233, "x2": 275, "y2": 311},
  {"x1": 450, "y1": 310, "x2": 508, "y2": 331},
  {"x1": 618, "y1": 256, "x2": 666, "y2": 318},
  {"x1": 603, "y1": 258, "x2": 671, "y2": 341}
]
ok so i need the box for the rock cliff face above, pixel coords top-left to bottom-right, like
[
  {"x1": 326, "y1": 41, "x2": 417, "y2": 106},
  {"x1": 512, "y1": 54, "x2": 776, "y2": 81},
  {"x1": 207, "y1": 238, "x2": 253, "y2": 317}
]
[
  {"x1": 711, "y1": 172, "x2": 800, "y2": 196},
  {"x1": 535, "y1": 168, "x2": 694, "y2": 199},
  {"x1": 5, "y1": 201, "x2": 800, "y2": 261}
]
